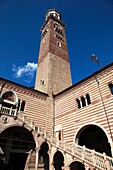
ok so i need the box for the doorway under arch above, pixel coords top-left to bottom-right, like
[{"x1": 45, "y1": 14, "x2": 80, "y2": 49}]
[
  {"x1": 39, "y1": 142, "x2": 49, "y2": 170},
  {"x1": 53, "y1": 150, "x2": 64, "y2": 170},
  {"x1": 76, "y1": 125, "x2": 111, "y2": 156},
  {"x1": 69, "y1": 161, "x2": 85, "y2": 170},
  {"x1": 0, "y1": 126, "x2": 36, "y2": 170}
]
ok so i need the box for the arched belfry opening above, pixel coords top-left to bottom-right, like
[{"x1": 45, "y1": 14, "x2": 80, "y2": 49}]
[
  {"x1": 69, "y1": 161, "x2": 85, "y2": 170},
  {"x1": 53, "y1": 150, "x2": 64, "y2": 170},
  {"x1": 0, "y1": 126, "x2": 36, "y2": 169},
  {"x1": 39, "y1": 142, "x2": 49, "y2": 170},
  {"x1": 76, "y1": 125, "x2": 111, "y2": 156}
]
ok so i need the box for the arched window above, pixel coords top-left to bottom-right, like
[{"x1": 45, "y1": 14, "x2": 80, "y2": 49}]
[
  {"x1": 40, "y1": 80, "x2": 44, "y2": 86},
  {"x1": 108, "y1": 83, "x2": 113, "y2": 94},
  {"x1": 17, "y1": 99, "x2": 20, "y2": 111},
  {"x1": 58, "y1": 130, "x2": 62, "y2": 141},
  {"x1": 81, "y1": 96, "x2": 86, "y2": 107},
  {"x1": 57, "y1": 41, "x2": 61, "y2": 47},
  {"x1": 76, "y1": 94, "x2": 91, "y2": 109},
  {"x1": 86, "y1": 94, "x2": 91, "y2": 105},
  {"x1": 76, "y1": 99, "x2": 81, "y2": 109},
  {"x1": 2, "y1": 91, "x2": 15, "y2": 102},
  {"x1": 20, "y1": 100, "x2": 26, "y2": 112},
  {"x1": 1, "y1": 90, "x2": 18, "y2": 108}
]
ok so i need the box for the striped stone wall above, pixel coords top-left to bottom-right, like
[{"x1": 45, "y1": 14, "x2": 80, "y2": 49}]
[
  {"x1": 0, "y1": 78, "x2": 50, "y2": 132},
  {"x1": 54, "y1": 64, "x2": 113, "y2": 145}
]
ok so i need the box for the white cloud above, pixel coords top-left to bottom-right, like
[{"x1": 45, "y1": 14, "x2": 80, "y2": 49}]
[{"x1": 12, "y1": 62, "x2": 37, "y2": 80}]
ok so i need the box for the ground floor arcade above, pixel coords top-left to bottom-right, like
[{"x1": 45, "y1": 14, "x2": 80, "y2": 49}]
[{"x1": 0, "y1": 123, "x2": 112, "y2": 170}]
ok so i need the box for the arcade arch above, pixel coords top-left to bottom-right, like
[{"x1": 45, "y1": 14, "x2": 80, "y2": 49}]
[
  {"x1": 75, "y1": 124, "x2": 112, "y2": 157},
  {"x1": 69, "y1": 161, "x2": 85, "y2": 170},
  {"x1": 39, "y1": 141, "x2": 49, "y2": 170},
  {"x1": 53, "y1": 150, "x2": 64, "y2": 170},
  {"x1": 0, "y1": 126, "x2": 36, "y2": 170}
]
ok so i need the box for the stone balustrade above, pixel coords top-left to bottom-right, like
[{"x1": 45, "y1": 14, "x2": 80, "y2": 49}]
[
  {"x1": 0, "y1": 105, "x2": 17, "y2": 117},
  {"x1": 16, "y1": 113, "x2": 113, "y2": 170}
]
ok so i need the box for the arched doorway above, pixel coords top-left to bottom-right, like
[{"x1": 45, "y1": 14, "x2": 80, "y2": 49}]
[
  {"x1": 39, "y1": 142, "x2": 49, "y2": 170},
  {"x1": 0, "y1": 126, "x2": 36, "y2": 170},
  {"x1": 53, "y1": 151, "x2": 64, "y2": 170},
  {"x1": 77, "y1": 125, "x2": 111, "y2": 156},
  {"x1": 69, "y1": 161, "x2": 85, "y2": 170}
]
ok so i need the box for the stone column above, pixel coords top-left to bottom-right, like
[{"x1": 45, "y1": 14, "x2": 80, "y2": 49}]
[
  {"x1": 105, "y1": 160, "x2": 111, "y2": 170},
  {"x1": 103, "y1": 152, "x2": 111, "y2": 170},
  {"x1": 110, "y1": 142, "x2": 113, "y2": 157},
  {"x1": 48, "y1": 144, "x2": 54, "y2": 170},
  {"x1": 35, "y1": 148, "x2": 40, "y2": 170}
]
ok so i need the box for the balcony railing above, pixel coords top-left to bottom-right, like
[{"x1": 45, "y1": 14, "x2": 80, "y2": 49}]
[{"x1": 0, "y1": 105, "x2": 17, "y2": 117}]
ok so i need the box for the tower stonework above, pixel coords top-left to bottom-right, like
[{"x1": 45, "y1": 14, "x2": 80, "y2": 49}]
[{"x1": 35, "y1": 9, "x2": 72, "y2": 95}]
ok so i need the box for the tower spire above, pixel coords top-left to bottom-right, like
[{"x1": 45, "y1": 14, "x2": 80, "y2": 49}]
[{"x1": 35, "y1": 9, "x2": 72, "y2": 94}]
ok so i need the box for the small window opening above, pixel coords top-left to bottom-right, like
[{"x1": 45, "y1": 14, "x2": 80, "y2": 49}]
[
  {"x1": 54, "y1": 24, "x2": 64, "y2": 36},
  {"x1": 81, "y1": 96, "x2": 86, "y2": 107},
  {"x1": 55, "y1": 34, "x2": 63, "y2": 41},
  {"x1": 76, "y1": 99, "x2": 81, "y2": 109},
  {"x1": 57, "y1": 42, "x2": 61, "y2": 47},
  {"x1": 41, "y1": 28, "x2": 48, "y2": 39},
  {"x1": 20, "y1": 100, "x2": 26, "y2": 111},
  {"x1": 59, "y1": 130, "x2": 62, "y2": 141},
  {"x1": 108, "y1": 83, "x2": 113, "y2": 94},
  {"x1": 17, "y1": 99, "x2": 20, "y2": 111},
  {"x1": 42, "y1": 80, "x2": 44, "y2": 85},
  {"x1": 40, "y1": 80, "x2": 44, "y2": 86},
  {"x1": 86, "y1": 94, "x2": 91, "y2": 105}
]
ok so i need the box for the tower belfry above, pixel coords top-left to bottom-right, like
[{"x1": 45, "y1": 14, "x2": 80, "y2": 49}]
[{"x1": 35, "y1": 9, "x2": 72, "y2": 94}]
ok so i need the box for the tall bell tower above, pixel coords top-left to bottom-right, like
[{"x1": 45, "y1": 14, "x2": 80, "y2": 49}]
[{"x1": 35, "y1": 9, "x2": 72, "y2": 94}]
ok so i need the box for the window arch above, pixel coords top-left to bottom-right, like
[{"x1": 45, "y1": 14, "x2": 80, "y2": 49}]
[
  {"x1": 20, "y1": 100, "x2": 26, "y2": 112},
  {"x1": 76, "y1": 99, "x2": 81, "y2": 108},
  {"x1": 76, "y1": 94, "x2": 91, "y2": 109},
  {"x1": 108, "y1": 83, "x2": 113, "y2": 94},
  {"x1": 86, "y1": 94, "x2": 91, "y2": 105},
  {"x1": 81, "y1": 96, "x2": 86, "y2": 107},
  {"x1": 57, "y1": 41, "x2": 61, "y2": 47},
  {"x1": 1, "y1": 90, "x2": 18, "y2": 105}
]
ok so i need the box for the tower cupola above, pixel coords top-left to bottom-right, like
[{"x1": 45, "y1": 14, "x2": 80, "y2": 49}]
[{"x1": 45, "y1": 9, "x2": 61, "y2": 21}]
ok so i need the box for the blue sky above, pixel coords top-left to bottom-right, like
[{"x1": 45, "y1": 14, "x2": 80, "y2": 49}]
[{"x1": 0, "y1": 0, "x2": 113, "y2": 87}]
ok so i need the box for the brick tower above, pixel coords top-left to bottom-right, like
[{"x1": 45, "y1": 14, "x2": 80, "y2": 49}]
[{"x1": 35, "y1": 9, "x2": 72, "y2": 95}]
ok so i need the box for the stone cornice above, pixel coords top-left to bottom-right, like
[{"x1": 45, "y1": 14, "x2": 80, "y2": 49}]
[
  {"x1": 0, "y1": 78, "x2": 48, "y2": 100},
  {"x1": 53, "y1": 62, "x2": 113, "y2": 100}
]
